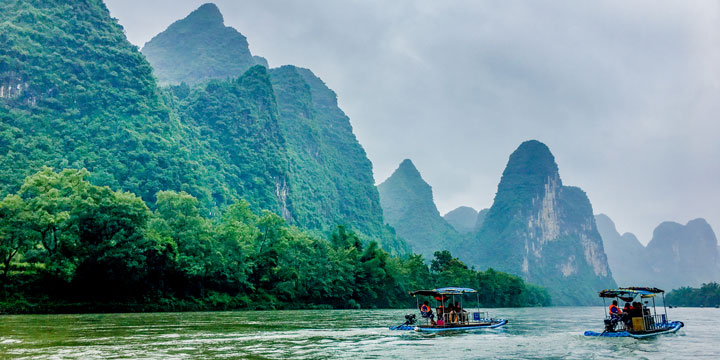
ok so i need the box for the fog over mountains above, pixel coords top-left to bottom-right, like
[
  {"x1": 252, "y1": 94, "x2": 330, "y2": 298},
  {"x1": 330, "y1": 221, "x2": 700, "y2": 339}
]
[{"x1": 443, "y1": 206, "x2": 479, "y2": 234}]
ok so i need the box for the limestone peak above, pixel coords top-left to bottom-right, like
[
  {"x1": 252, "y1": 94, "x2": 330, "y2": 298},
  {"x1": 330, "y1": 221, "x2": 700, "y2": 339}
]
[{"x1": 185, "y1": 3, "x2": 224, "y2": 27}]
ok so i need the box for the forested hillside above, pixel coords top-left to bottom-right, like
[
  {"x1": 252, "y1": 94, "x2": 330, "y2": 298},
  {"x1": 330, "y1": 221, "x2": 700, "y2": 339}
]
[
  {"x1": 143, "y1": 4, "x2": 405, "y2": 252},
  {"x1": 0, "y1": 0, "x2": 406, "y2": 253},
  {"x1": 378, "y1": 159, "x2": 461, "y2": 259},
  {"x1": 167, "y1": 66, "x2": 292, "y2": 218},
  {"x1": 269, "y1": 66, "x2": 401, "y2": 248},
  {"x1": 0, "y1": 0, "x2": 199, "y2": 202}
]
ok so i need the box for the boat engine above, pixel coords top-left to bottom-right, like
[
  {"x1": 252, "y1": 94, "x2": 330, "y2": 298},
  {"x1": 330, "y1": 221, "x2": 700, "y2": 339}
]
[{"x1": 604, "y1": 319, "x2": 614, "y2": 332}]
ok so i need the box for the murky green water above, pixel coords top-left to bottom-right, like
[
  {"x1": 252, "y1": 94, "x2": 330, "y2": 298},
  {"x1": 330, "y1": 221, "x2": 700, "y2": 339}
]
[{"x1": 0, "y1": 307, "x2": 716, "y2": 359}]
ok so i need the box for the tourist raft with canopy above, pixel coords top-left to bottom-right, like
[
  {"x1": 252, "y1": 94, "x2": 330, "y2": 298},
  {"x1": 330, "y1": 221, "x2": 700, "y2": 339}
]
[
  {"x1": 390, "y1": 287, "x2": 508, "y2": 332},
  {"x1": 584, "y1": 287, "x2": 684, "y2": 338}
]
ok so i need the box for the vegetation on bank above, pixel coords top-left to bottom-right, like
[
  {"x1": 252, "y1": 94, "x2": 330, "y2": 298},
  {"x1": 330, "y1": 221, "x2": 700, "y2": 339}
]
[
  {"x1": 0, "y1": 168, "x2": 550, "y2": 314},
  {"x1": 666, "y1": 283, "x2": 720, "y2": 307}
]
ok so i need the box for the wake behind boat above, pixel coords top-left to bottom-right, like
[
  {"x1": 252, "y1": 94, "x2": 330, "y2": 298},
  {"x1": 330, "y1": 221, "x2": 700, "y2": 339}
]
[
  {"x1": 584, "y1": 287, "x2": 684, "y2": 339},
  {"x1": 390, "y1": 287, "x2": 508, "y2": 332}
]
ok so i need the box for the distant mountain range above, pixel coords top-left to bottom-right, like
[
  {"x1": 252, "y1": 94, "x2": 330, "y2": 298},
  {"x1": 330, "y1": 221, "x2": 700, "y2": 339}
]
[
  {"x1": 444, "y1": 207, "x2": 489, "y2": 234},
  {"x1": 380, "y1": 137, "x2": 720, "y2": 298},
  {"x1": 597, "y1": 214, "x2": 720, "y2": 290},
  {"x1": 378, "y1": 141, "x2": 616, "y2": 304}
]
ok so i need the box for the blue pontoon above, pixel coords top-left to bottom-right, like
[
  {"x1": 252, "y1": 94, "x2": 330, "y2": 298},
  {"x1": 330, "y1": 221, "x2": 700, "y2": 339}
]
[
  {"x1": 584, "y1": 287, "x2": 684, "y2": 339},
  {"x1": 390, "y1": 287, "x2": 508, "y2": 332}
]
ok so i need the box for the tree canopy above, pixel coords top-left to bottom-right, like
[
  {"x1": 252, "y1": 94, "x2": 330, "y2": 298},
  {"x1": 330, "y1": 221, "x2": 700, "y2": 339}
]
[{"x1": 0, "y1": 169, "x2": 550, "y2": 312}]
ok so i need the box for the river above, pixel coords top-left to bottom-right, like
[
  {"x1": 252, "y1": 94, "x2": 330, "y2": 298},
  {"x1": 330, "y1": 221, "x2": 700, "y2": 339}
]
[{"x1": 0, "y1": 307, "x2": 716, "y2": 359}]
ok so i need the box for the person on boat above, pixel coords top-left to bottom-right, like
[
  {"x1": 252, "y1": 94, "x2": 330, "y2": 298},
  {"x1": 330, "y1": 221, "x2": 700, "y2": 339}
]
[
  {"x1": 455, "y1": 303, "x2": 468, "y2": 323},
  {"x1": 419, "y1": 301, "x2": 436, "y2": 325},
  {"x1": 622, "y1": 302, "x2": 634, "y2": 328},
  {"x1": 632, "y1": 302, "x2": 643, "y2": 317},
  {"x1": 609, "y1": 300, "x2": 622, "y2": 319},
  {"x1": 444, "y1": 302, "x2": 456, "y2": 323},
  {"x1": 623, "y1": 302, "x2": 633, "y2": 313},
  {"x1": 437, "y1": 303, "x2": 445, "y2": 320}
]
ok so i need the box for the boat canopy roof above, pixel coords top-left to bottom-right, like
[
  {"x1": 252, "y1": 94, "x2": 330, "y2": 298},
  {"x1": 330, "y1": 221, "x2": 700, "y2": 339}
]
[
  {"x1": 410, "y1": 287, "x2": 477, "y2": 297},
  {"x1": 599, "y1": 287, "x2": 664, "y2": 300}
]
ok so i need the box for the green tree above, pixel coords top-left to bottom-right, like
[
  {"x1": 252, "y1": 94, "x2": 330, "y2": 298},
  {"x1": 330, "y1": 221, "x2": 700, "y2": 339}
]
[
  {"x1": 68, "y1": 183, "x2": 153, "y2": 299},
  {"x1": 151, "y1": 191, "x2": 214, "y2": 296},
  {"x1": 0, "y1": 168, "x2": 551, "y2": 312},
  {"x1": 18, "y1": 167, "x2": 77, "y2": 258},
  {"x1": 666, "y1": 283, "x2": 720, "y2": 307},
  {"x1": 0, "y1": 195, "x2": 36, "y2": 286},
  {"x1": 211, "y1": 201, "x2": 258, "y2": 294}
]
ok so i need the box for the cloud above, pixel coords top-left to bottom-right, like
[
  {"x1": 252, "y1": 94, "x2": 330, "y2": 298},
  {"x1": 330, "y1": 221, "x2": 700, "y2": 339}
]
[{"x1": 106, "y1": 0, "x2": 720, "y2": 243}]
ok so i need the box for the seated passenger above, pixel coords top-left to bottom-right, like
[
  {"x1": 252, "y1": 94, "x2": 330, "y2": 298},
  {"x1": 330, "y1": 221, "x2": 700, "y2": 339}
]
[
  {"x1": 608, "y1": 300, "x2": 622, "y2": 319},
  {"x1": 623, "y1": 302, "x2": 632, "y2": 313},
  {"x1": 447, "y1": 302, "x2": 458, "y2": 323},
  {"x1": 419, "y1": 301, "x2": 436, "y2": 325},
  {"x1": 632, "y1": 302, "x2": 643, "y2": 317},
  {"x1": 455, "y1": 303, "x2": 468, "y2": 323},
  {"x1": 622, "y1": 302, "x2": 633, "y2": 328}
]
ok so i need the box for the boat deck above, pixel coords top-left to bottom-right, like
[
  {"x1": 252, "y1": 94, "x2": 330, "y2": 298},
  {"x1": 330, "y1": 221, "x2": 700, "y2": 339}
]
[
  {"x1": 628, "y1": 327, "x2": 672, "y2": 335},
  {"x1": 416, "y1": 322, "x2": 493, "y2": 329},
  {"x1": 584, "y1": 321, "x2": 683, "y2": 338}
]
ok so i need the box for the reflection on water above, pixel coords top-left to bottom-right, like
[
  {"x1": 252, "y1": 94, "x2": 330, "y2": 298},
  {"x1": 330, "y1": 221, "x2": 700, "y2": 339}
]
[{"x1": 0, "y1": 307, "x2": 716, "y2": 359}]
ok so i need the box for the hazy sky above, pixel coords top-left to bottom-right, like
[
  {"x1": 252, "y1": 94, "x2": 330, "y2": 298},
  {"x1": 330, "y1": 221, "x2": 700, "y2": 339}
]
[{"x1": 105, "y1": 0, "x2": 720, "y2": 244}]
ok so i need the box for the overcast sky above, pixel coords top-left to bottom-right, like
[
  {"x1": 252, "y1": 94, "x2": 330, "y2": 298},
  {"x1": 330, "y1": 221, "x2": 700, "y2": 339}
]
[{"x1": 105, "y1": 0, "x2": 720, "y2": 244}]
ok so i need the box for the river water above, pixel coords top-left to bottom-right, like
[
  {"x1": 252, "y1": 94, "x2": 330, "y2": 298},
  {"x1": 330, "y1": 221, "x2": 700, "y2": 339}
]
[{"x1": 0, "y1": 307, "x2": 716, "y2": 359}]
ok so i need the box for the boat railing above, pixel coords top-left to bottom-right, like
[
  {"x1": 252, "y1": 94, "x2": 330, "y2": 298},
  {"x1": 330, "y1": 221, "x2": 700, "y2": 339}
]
[
  {"x1": 610, "y1": 314, "x2": 668, "y2": 332},
  {"x1": 642, "y1": 314, "x2": 667, "y2": 330},
  {"x1": 472, "y1": 311, "x2": 490, "y2": 322},
  {"x1": 439, "y1": 310, "x2": 489, "y2": 325},
  {"x1": 441, "y1": 311, "x2": 465, "y2": 324}
]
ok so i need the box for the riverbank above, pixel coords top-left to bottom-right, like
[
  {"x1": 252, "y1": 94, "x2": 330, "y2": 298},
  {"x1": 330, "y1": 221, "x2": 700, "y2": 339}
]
[
  {"x1": 0, "y1": 296, "x2": 342, "y2": 315},
  {"x1": 0, "y1": 295, "x2": 551, "y2": 315}
]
